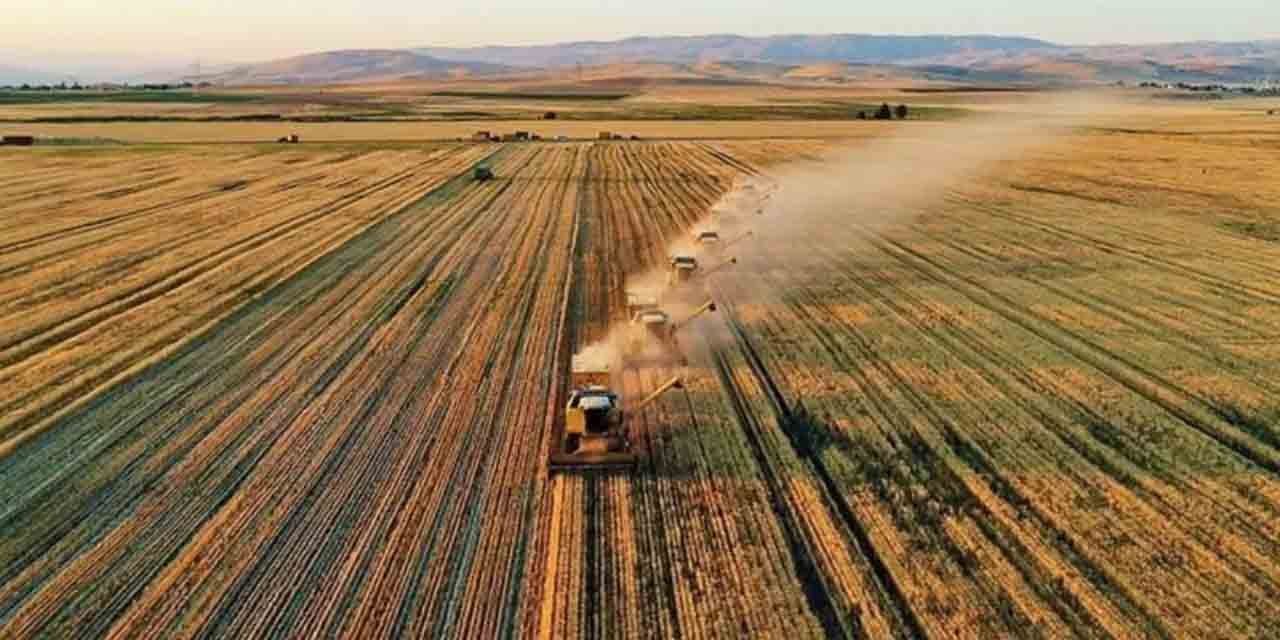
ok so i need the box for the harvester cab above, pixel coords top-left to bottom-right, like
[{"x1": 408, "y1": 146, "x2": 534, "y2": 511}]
[
  {"x1": 473, "y1": 165, "x2": 495, "y2": 181},
  {"x1": 550, "y1": 356, "x2": 686, "y2": 472},
  {"x1": 668, "y1": 256, "x2": 699, "y2": 286}
]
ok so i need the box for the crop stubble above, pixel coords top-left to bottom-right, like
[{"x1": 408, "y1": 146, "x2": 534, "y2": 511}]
[{"x1": 3, "y1": 126, "x2": 1280, "y2": 638}]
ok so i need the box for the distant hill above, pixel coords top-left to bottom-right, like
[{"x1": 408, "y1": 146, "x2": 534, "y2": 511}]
[
  {"x1": 207, "y1": 49, "x2": 512, "y2": 85},
  {"x1": 918, "y1": 40, "x2": 1280, "y2": 84},
  {"x1": 415, "y1": 34, "x2": 1055, "y2": 68},
  {"x1": 412, "y1": 34, "x2": 1280, "y2": 85},
  {"x1": 193, "y1": 36, "x2": 1280, "y2": 87}
]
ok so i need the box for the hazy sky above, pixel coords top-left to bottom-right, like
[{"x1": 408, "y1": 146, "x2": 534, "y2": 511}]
[{"x1": 5, "y1": 0, "x2": 1277, "y2": 62}]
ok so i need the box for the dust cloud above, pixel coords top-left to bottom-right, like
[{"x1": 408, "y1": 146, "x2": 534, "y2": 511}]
[
  {"x1": 701, "y1": 90, "x2": 1136, "y2": 314},
  {"x1": 574, "y1": 90, "x2": 1135, "y2": 376}
]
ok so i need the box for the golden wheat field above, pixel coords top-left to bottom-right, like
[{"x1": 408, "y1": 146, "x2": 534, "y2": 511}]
[{"x1": 3, "y1": 104, "x2": 1280, "y2": 639}]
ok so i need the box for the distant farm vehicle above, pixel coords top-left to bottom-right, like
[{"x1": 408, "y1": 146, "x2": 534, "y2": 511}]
[
  {"x1": 474, "y1": 165, "x2": 495, "y2": 181},
  {"x1": 276, "y1": 134, "x2": 300, "y2": 144}
]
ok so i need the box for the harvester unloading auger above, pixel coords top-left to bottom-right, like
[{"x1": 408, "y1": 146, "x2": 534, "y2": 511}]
[
  {"x1": 622, "y1": 299, "x2": 718, "y2": 368},
  {"x1": 549, "y1": 356, "x2": 686, "y2": 472},
  {"x1": 718, "y1": 230, "x2": 753, "y2": 252}
]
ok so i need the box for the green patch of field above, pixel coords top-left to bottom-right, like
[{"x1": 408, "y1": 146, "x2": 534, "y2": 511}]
[{"x1": 1222, "y1": 220, "x2": 1280, "y2": 242}]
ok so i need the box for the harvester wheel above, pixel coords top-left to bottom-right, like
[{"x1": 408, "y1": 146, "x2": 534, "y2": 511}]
[{"x1": 564, "y1": 434, "x2": 581, "y2": 454}]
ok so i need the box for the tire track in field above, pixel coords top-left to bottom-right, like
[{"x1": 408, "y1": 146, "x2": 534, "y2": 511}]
[
  {"x1": 859, "y1": 230, "x2": 1280, "y2": 476},
  {"x1": 806, "y1": 238, "x2": 1276, "y2": 633},
  {"x1": 732, "y1": 271, "x2": 1167, "y2": 638},
  {"x1": 970, "y1": 199, "x2": 1280, "y2": 307},
  {"x1": 0, "y1": 149, "x2": 488, "y2": 447},
  {"x1": 922, "y1": 224, "x2": 1280, "y2": 451},
  {"x1": 711, "y1": 291, "x2": 926, "y2": 640},
  {"x1": 0, "y1": 149, "x2": 449, "y2": 332},
  {"x1": 122, "y1": 147, "x2": 544, "y2": 639},
  {"x1": 0, "y1": 150, "x2": 377, "y2": 266},
  {"x1": 708, "y1": 347, "x2": 853, "y2": 640},
  {"x1": 0, "y1": 149, "x2": 514, "y2": 636}
]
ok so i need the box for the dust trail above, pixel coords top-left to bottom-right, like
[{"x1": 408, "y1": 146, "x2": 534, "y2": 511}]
[
  {"x1": 578, "y1": 91, "x2": 1133, "y2": 371},
  {"x1": 691, "y1": 90, "x2": 1136, "y2": 346}
]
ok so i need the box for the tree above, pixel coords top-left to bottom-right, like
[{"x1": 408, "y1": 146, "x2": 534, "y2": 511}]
[
  {"x1": 894, "y1": 104, "x2": 909, "y2": 120},
  {"x1": 874, "y1": 103, "x2": 892, "y2": 120}
]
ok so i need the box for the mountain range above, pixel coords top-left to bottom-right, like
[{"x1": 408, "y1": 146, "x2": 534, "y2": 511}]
[
  {"x1": 414, "y1": 34, "x2": 1055, "y2": 68},
  {"x1": 9, "y1": 34, "x2": 1280, "y2": 87}
]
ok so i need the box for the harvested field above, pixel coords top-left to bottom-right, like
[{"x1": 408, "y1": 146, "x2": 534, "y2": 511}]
[{"x1": 3, "y1": 112, "x2": 1280, "y2": 639}]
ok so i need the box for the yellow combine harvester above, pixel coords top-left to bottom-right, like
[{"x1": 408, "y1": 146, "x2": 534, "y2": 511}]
[
  {"x1": 623, "y1": 300, "x2": 717, "y2": 368},
  {"x1": 667, "y1": 255, "x2": 700, "y2": 285},
  {"x1": 549, "y1": 356, "x2": 685, "y2": 472}
]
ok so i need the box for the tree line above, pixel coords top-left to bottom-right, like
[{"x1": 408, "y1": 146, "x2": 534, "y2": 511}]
[{"x1": 857, "y1": 103, "x2": 910, "y2": 120}]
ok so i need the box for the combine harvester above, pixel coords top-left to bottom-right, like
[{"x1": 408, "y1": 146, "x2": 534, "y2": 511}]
[
  {"x1": 623, "y1": 300, "x2": 717, "y2": 368},
  {"x1": 549, "y1": 228, "x2": 740, "y2": 473},
  {"x1": 626, "y1": 290, "x2": 661, "y2": 316},
  {"x1": 667, "y1": 255, "x2": 701, "y2": 286},
  {"x1": 548, "y1": 356, "x2": 685, "y2": 472},
  {"x1": 694, "y1": 230, "x2": 721, "y2": 250},
  {"x1": 667, "y1": 255, "x2": 738, "y2": 292}
]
